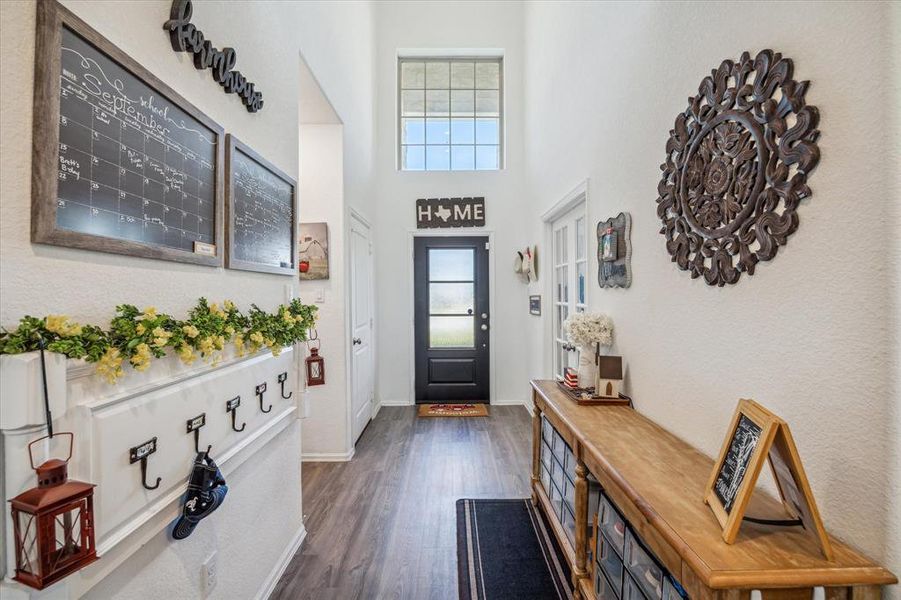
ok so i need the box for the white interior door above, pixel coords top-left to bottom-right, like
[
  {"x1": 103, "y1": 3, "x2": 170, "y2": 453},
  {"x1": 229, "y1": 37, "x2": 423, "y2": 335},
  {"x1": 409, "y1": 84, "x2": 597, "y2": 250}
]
[
  {"x1": 551, "y1": 204, "x2": 588, "y2": 379},
  {"x1": 350, "y1": 214, "x2": 374, "y2": 444}
]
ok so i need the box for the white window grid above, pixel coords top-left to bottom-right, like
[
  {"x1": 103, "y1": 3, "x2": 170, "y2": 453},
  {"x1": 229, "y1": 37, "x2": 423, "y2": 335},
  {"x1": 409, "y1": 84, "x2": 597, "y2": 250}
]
[{"x1": 397, "y1": 56, "x2": 504, "y2": 171}]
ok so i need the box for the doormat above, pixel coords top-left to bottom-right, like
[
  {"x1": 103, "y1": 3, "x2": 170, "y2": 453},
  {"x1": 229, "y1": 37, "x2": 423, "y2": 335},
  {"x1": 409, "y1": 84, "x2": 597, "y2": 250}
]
[
  {"x1": 417, "y1": 403, "x2": 489, "y2": 417},
  {"x1": 457, "y1": 499, "x2": 572, "y2": 600}
]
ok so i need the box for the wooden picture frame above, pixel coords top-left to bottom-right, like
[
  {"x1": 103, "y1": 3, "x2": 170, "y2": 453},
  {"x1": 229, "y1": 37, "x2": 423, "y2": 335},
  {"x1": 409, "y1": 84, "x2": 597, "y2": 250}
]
[
  {"x1": 31, "y1": 0, "x2": 225, "y2": 267},
  {"x1": 225, "y1": 135, "x2": 297, "y2": 276},
  {"x1": 705, "y1": 399, "x2": 832, "y2": 559}
]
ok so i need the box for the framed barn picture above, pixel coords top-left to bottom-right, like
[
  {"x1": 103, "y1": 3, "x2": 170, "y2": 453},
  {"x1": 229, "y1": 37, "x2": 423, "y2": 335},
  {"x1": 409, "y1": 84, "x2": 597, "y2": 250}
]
[{"x1": 298, "y1": 222, "x2": 329, "y2": 280}]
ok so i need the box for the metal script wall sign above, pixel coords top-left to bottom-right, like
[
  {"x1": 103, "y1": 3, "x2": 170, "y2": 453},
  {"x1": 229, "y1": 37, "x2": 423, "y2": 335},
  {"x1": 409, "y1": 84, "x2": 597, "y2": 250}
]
[
  {"x1": 656, "y1": 49, "x2": 820, "y2": 286},
  {"x1": 164, "y1": 0, "x2": 264, "y2": 112},
  {"x1": 416, "y1": 197, "x2": 485, "y2": 229}
]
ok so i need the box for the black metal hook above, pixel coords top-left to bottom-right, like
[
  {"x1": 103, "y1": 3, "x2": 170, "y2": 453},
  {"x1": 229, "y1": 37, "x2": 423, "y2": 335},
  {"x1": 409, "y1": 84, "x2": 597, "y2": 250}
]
[
  {"x1": 227, "y1": 396, "x2": 246, "y2": 432},
  {"x1": 277, "y1": 372, "x2": 292, "y2": 400},
  {"x1": 130, "y1": 437, "x2": 161, "y2": 490},
  {"x1": 186, "y1": 413, "x2": 208, "y2": 453},
  {"x1": 256, "y1": 383, "x2": 272, "y2": 413}
]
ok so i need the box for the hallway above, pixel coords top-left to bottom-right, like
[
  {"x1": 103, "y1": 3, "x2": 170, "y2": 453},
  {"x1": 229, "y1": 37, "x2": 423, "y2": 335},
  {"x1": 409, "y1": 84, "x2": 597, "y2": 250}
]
[{"x1": 272, "y1": 406, "x2": 532, "y2": 599}]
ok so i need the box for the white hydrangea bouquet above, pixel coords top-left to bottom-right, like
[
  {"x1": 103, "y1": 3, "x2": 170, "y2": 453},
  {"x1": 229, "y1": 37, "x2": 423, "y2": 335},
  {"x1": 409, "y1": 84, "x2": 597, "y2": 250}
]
[{"x1": 562, "y1": 312, "x2": 613, "y2": 387}]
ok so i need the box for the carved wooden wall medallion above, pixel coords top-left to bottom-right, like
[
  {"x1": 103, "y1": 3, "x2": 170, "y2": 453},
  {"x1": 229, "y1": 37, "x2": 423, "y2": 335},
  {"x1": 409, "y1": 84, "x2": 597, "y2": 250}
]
[{"x1": 656, "y1": 50, "x2": 820, "y2": 286}]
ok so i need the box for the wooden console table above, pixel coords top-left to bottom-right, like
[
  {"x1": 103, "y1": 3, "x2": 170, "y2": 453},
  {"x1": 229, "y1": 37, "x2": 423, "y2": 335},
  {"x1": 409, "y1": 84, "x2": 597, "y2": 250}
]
[{"x1": 530, "y1": 379, "x2": 896, "y2": 599}]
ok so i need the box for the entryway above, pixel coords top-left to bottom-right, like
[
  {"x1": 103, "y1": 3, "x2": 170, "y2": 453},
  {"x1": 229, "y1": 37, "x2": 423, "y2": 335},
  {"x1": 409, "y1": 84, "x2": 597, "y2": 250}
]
[{"x1": 413, "y1": 236, "x2": 490, "y2": 403}]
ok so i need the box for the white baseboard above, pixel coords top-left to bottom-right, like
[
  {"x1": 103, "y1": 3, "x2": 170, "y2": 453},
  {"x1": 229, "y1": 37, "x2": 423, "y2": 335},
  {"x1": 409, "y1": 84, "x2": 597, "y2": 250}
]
[
  {"x1": 491, "y1": 399, "x2": 527, "y2": 406},
  {"x1": 378, "y1": 398, "x2": 412, "y2": 406},
  {"x1": 301, "y1": 448, "x2": 355, "y2": 462},
  {"x1": 257, "y1": 523, "x2": 307, "y2": 600}
]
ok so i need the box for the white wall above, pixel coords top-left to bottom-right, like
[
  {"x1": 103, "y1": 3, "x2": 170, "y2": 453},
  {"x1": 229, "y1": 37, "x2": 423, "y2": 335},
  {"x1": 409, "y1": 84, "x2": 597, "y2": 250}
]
[
  {"x1": 298, "y1": 124, "x2": 352, "y2": 459},
  {"x1": 0, "y1": 0, "x2": 376, "y2": 596},
  {"x1": 523, "y1": 0, "x2": 900, "y2": 586},
  {"x1": 0, "y1": 0, "x2": 375, "y2": 324},
  {"x1": 373, "y1": 0, "x2": 531, "y2": 406}
]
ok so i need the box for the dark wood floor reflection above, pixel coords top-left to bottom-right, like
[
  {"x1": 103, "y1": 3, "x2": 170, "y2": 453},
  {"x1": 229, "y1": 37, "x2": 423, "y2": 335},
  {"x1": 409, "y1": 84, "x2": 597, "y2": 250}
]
[{"x1": 271, "y1": 405, "x2": 533, "y2": 600}]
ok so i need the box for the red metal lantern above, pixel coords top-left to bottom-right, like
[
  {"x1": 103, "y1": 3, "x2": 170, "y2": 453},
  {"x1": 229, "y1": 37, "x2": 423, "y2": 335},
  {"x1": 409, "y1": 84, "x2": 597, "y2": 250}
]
[
  {"x1": 305, "y1": 345, "x2": 325, "y2": 386},
  {"x1": 9, "y1": 432, "x2": 97, "y2": 590}
]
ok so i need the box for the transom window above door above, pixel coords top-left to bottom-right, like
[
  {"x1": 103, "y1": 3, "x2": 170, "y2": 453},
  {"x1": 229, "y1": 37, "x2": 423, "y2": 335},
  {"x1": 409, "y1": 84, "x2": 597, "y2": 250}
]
[{"x1": 398, "y1": 57, "x2": 503, "y2": 171}]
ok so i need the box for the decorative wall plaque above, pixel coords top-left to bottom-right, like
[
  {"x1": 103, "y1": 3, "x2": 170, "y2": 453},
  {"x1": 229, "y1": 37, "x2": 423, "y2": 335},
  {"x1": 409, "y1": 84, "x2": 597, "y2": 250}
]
[
  {"x1": 655, "y1": 50, "x2": 820, "y2": 286},
  {"x1": 597, "y1": 212, "x2": 632, "y2": 288},
  {"x1": 416, "y1": 197, "x2": 485, "y2": 229}
]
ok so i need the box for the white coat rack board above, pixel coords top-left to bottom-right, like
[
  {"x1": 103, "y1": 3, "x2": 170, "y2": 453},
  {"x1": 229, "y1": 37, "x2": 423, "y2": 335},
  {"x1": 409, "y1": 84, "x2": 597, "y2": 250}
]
[{"x1": 704, "y1": 398, "x2": 833, "y2": 560}]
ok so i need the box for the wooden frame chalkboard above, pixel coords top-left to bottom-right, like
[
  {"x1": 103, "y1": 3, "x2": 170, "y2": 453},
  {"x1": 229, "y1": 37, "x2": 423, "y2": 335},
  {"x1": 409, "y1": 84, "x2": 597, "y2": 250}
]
[
  {"x1": 704, "y1": 399, "x2": 832, "y2": 558},
  {"x1": 225, "y1": 135, "x2": 297, "y2": 276},
  {"x1": 31, "y1": 0, "x2": 224, "y2": 267}
]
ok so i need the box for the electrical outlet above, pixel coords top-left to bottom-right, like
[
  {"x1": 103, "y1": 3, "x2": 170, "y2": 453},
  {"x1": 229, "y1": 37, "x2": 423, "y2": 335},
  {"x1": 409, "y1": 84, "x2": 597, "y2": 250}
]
[{"x1": 202, "y1": 551, "x2": 217, "y2": 595}]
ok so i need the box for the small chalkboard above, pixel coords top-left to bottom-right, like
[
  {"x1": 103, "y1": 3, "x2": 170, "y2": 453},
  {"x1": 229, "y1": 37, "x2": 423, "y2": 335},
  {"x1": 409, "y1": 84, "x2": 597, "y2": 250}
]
[
  {"x1": 713, "y1": 414, "x2": 762, "y2": 513},
  {"x1": 225, "y1": 136, "x2": 297, "y2": 275},
  {"x1": 704, "y1": 399, "x2": 832, "y2": 558},
  {"x1": 32, "y1": 1, "x2": 224, "y2": 266}
]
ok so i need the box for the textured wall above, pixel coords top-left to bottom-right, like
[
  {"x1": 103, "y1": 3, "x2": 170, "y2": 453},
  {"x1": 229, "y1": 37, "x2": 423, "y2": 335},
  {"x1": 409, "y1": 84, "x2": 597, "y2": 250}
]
[
  {"x1": 523, "y1": 0, "x2": 900, "y2": 586},
  {"x1": 0, "y1": 0, "x2": 375, "y2": 325},
  {"x1": 0, "y1": 0, "x2": 375, "y2": 597},
  {"x1": 373, "y1": 1, "x2": 530, "y2": 406}
]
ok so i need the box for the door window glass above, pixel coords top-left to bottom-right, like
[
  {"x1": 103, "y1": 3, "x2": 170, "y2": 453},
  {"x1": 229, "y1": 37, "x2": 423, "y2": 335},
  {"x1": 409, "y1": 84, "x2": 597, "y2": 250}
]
[{"x1": 428, "y1": 248, "x2": 475, "y2": 348}]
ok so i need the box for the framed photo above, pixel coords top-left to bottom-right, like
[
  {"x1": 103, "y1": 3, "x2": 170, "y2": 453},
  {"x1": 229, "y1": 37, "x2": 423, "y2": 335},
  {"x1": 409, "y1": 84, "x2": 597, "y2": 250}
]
[
  {"x1": 529, "y1": 295, "x2": 541, "y2": 316},
  {"x1": 601, "y1": 229, "x2": 617, "y2": 262},
  {"x1": 298, "y1": 222, "x2": 330, "y2": 280},
  {"x1": 225, "y1": 135, "x2": 297, "y2": 275}
]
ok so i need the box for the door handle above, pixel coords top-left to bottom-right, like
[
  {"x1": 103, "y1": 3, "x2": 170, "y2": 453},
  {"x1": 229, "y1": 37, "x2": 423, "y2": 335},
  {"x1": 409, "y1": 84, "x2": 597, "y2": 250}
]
[{"x1": 352, "y1": 338, "x2": 362, "y2": 345}]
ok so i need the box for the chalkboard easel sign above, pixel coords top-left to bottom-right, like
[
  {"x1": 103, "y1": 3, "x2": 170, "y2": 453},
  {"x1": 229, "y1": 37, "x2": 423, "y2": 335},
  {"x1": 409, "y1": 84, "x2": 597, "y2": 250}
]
[
  {"x1": 31, "y1": 0, "x2": 225, "y2": 266},
  {"x1": 704, "y1": 399, "x2": 832, "y2": 559},
  {"x1": 225, "y1": 136, "x2": 297, "y2": 275}
]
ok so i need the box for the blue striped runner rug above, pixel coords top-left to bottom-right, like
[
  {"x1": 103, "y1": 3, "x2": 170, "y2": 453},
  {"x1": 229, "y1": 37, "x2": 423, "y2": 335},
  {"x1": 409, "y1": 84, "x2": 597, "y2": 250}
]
[{"x1": 456, "y1": 499, "x2": 573, "y2": 600}]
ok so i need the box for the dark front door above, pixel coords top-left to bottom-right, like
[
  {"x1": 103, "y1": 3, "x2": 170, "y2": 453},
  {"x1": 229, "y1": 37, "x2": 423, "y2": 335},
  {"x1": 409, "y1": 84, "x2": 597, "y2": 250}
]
[{"x1": 414, "y1": 236, "x2": 489, "y2": 403}]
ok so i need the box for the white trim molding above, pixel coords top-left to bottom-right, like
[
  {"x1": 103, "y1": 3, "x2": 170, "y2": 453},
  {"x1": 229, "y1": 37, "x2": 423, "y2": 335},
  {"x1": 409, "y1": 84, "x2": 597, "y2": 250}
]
[
  {"x1": 302, "y1": 448, "x2": 356, "y2": 463},
  {"x1": 257, "y1": 524, "x2": 307, "y2": 600}
]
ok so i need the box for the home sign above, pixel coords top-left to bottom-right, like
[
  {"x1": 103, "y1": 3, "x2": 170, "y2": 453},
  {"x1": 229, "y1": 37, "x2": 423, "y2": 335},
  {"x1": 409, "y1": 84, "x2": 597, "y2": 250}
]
[
  {"x1": 164, "y1": 0, "x2": 264, "y2": 112},
  {"x1": 416, "y1": 197, "x2": 486, "y2": 229}
]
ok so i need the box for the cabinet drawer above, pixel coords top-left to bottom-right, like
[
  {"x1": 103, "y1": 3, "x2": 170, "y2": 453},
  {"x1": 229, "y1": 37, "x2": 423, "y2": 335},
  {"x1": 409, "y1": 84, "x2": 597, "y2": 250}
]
[
  {"x1": 552, "y1": 430, "x2": 567, "y2": 464},
  {"x1": 596, "y1": 528, "x2": 624, "y2": 592},
  {"x1": 595, "y1": 564, "x2": 621, "y2": 600},
  {"x1": 662, "y1": 577, "x2": 687, "y2": 600},
  {"x1": 540, "y1": 440, "x2": 552, "y2": 471},
  {"x1": 551, "y1": 455, "x2": 565, "y2": 492},
  {"x1": 564, "y1": 445, "x2": 577, "y2": 481},
  {"x1": 598, "y1": 493, "x2": 626, "y2": 557},
  {"x1": 623, "y1": 572, "x2": 649, "y2": 600},
  {"x1": 541, "y1": 416, "x2": 553, "y2": 444},
  {"x1": 562, "y1": 503, "x2": 576, "y2": 545},
  {"x1": 549, "y1": 481, "x2": 565, "y2": 518},
  {"x1": 624, "y1": 529, "x2": 664, "y2": 599},
  {"x1": 563, "y1": 476, "x2": 575, "y2": 515}
]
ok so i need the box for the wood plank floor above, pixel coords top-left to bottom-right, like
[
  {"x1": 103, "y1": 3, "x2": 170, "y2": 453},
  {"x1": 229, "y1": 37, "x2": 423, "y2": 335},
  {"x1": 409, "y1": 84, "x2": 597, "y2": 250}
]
[{"x1": 271, "y1": 404, "x2": 533, "y2": 600}]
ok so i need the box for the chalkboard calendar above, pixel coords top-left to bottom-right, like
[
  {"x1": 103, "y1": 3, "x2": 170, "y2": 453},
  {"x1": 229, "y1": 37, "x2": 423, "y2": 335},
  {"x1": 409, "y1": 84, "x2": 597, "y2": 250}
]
[
  {"x1": 32, "y1": 1, "x2": 224, "y2": 266},
  {"x1": 226, "y1": 135, "x2": 297, "y2": 275}
]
